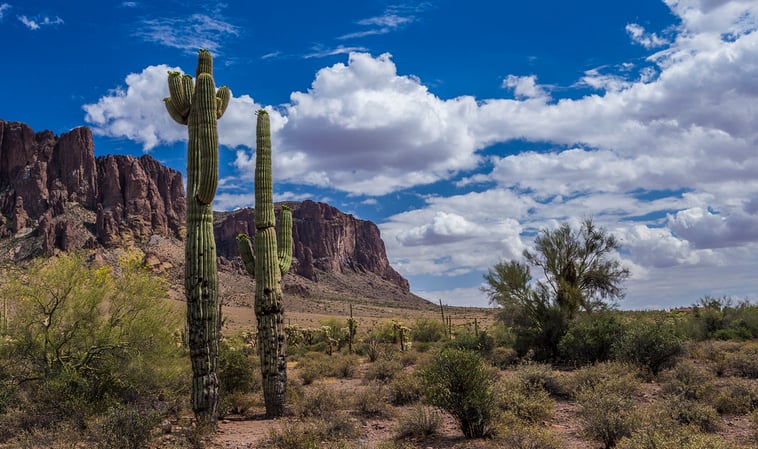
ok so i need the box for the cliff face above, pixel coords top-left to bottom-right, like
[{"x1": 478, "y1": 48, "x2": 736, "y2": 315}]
[
  {"x1": 0, "y1": 120, "x2": 185, "y2": 251},
  {"x1": 214, "y1": 200, "x2": 410, "y2": 291},
  {"x1": 0, "y1": 120, "x2": 411, "y2": 294}
]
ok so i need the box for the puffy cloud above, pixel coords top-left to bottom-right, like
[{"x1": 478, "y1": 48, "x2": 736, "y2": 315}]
[
  {"x1": 83, "y1": 65, "x2": 284, "y2": 151},
  {"x1": 668, "y1": 207, "x2": 758, "y2": 249},
  {"x1": 502, "y1": 75, "x2": 550, "y2": 99}
]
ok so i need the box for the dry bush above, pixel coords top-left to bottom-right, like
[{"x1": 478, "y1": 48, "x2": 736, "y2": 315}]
[
  {"x1": 292, "y1": 383, "x2": 346, "y2": 418},
  {"x1": 664, "y1": 396, "x2": 721, "y2": 433},
  {"x1": 260, "y1": 413, "x2": 359, "y2": 449},
  {"x1": 512, "y1": 362, "x2": 568, "y2": 397},
  {"x1": 659, "y1": 360, "x2": 717, "y2": 401},
  {"x1": 363, "y1": 357, "x2": 403, "y2": 383},
  {"x1": 566, "y1": 361, "x2": 642, "y2": 398},
  {"x1": 395, "y1": 404, "x2": 442, "y2": 440},
  {"x1": 712, "y1": 376, "x2": 758, "y2": 415},
  {"x1": 387, "y1": 371, "x2": 422, "y2": 406},
  {"x1": 616, "y1": 425, "x2": 739, "y2": 449},
  {"x1": 498, "y1": 373, "x2": 555, "y2": 424},
  {"x1": 497, "y1": 421, "x2": 563, "y2": 449},
  {"x1": 723, "y1": 341, "x2": 758, "y2": 378},
  {"x1": 575, "y1": 376, "x2": 641, "y2": 448},
  {"x1": 353, "y1": 383, "x2": 392, "y2": 418}
]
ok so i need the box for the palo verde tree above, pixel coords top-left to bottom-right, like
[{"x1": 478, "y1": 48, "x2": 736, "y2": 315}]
[
  {"x1": 164, "y1": 49, "x2": 231, "y2": 427},
  {"x1": 483, "y1": 218, "x2": 630, "y2": 359},
  {"x1": 237, "y1": 110, "x2": 293, "y2": 417}
]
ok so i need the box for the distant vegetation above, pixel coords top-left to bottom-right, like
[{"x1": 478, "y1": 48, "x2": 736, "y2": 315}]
[{"x1": 0, "y1": 219, "x2": 756, "y2": 448}]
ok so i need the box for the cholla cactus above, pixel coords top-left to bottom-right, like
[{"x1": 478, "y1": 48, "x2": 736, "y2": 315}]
[
  {"x1": 164, "y1": 49, "x2": 230, "y2": 427},
  {"x1": 236, "y1": 110, "x2": 292, "y2": 418}
]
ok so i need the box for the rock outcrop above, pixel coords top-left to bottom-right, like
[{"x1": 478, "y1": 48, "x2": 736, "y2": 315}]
[
  {"x1": 214, "y1": 200, "x2": 409, "y2": 291},
  {"x1": 1, "y1": 120, "x2": 412, "y2": 295},
  {"x1": 0, "y1": 120, "x2": 185, "y2": 252}
]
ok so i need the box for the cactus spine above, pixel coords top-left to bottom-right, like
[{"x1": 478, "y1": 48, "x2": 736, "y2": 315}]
[
  {"x1": 164, "y1": 49, "x2": 230, "y2": 427},
  {"x1": 236, "y1": 110, "x2": 292, "y2": 418}
]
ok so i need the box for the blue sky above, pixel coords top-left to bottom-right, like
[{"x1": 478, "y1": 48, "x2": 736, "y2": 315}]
[{"x1": 1, "y1": 0, "x2": 757, "y2": 309}]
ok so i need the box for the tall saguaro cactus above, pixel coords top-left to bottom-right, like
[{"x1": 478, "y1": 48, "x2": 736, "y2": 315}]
[
  {"x1": 237, "y1": 110, "x2": 292, "y2": 418},
  {"x1": 164, "y1": 49, "x2": 230, "y2": 427}
]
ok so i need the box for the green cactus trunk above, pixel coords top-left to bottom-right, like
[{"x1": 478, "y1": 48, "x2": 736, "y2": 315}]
[
  {"x1": 237, "y1": 110, "x2": 292, "y2": 418},
  {"x1": 164, "y1": 49, "x2": 230, "y2": 428}
]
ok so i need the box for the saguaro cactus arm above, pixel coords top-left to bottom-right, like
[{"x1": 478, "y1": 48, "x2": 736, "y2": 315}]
[
  {"x1": 237, "y1": 234, "x2": 255, "y2": 277},
  {"x1": 278, "y1": 206, "x2": 292, "y2": 275}
]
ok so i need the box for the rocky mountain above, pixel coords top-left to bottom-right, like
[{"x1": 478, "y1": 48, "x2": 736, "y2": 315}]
[{"x1": 0, "y1": 120, "x2": 418, "y2": 303}]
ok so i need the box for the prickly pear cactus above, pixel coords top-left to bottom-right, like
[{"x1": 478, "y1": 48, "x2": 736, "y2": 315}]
[{"x1": 164, "y1": 49, "x2": 230, "y2": 427}]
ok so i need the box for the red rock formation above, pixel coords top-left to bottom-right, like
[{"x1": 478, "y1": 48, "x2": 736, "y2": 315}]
[
  {"x1": 0, "y1": 120, "x2": 185, "y2": 252},
  {"x1": 214, "y1": 200, "x2": 409, "y2": 291}
]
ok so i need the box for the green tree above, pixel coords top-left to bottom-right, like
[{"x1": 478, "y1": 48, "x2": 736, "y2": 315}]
[
  {"x1": 2, "y1": 251, "x2": 185, "y2": 411},
  {"x1": 483, "y1": 219, "x2": 629, "y2": 359}
]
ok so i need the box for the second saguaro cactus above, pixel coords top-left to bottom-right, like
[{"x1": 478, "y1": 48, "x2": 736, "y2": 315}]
[
  {"x1": 164, "y1": 49, "x2": 230, "y2": 427},
  {"x1": 237, "y1": 109, "x2": 292, "y2": 418}
]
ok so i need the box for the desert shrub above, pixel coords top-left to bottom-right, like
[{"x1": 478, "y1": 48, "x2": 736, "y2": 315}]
[
  {"x1": 512, "y1": 362, "x2": 567, "y2": 397},
  {"x1": 412, "y1": 318, "x2": 446, "y2": 342},
  {"x1": 219, "y1": 390, "x2": 258, "y2": 417},
  {"x1": 363, "y1": 357, "x2": 403, "y2": 383},
  {"x1": 261, "y1": 414, "x2": 358, "y2": 449},
  {"x1": 664, "y1": 396, "x2": 721, "y2": 432},
  {"x1": 95, "y1": 404, "x2": 160, "y2": 449},
  {"x1": 616, "y1": 426, "x2": 739, "y2": 449},
  {"x1": 446, "y1": 330, "x2": 494, "y2": 354},
  {"x1": 489, "y1": 346, "x2": 518, "y2": 369},
  {"x1": 575, "y1": 375, "x2": 641, "y2": 448},
  {"x1": 723, "y1": 341, "x2": 758, "y2": 378},
  {"x1": 395, "y1": 404, "x2": 442, "y2": 440},
  {"x1": 293, "y1": 384, "x2": 345, "y2": 418},
  {"x1": 567, "y1": 361, "x2": 641, "y2": 398},
  {"x1": 297, "y1": 352, "x2": 359, "y2": 385},
  {"x1": 558, "y1": 310, "x2": 623, "y2": 365},
  {"x1": 218, "y1": 334, "x2": 260, "y2": 395},
  {"x1": 497, "y1": 421, "x2": 563, "y2": 449},
  {"x1": 420, "y1": 348, "x2": 499, "y2": 438},
  {"x1": 612, "y1": 317, "x2": 683, "y2": 375},
  {"x1": 0, "y1": 252, "x2": 186, "y2": 421},
  {"x1": 712, "y1": 376, "x2": 758, "y2": 414},
  {"x1": 685, "y1": 296, "x2": 758, "y2": 341},
  {"x1": 387, "y1": 371, "x2": 422, "y2": 405},
  {"x1": 498, "y1": 373, "x2": 555, "y2": 424},
  {"x1": 353, "y1": 383, "x2": 392, "y2": 418},
  {"x1": 659, "y1": 360, "x2": 716, "y2": 401}
]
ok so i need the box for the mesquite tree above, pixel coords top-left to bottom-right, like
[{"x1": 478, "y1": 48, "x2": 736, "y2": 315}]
[
  {"x1": 237, "y1": 110, "x2": 292, "y2": 417},
  {"x1": 164, "y1": 49, "x2": 230, "y2": 427}
]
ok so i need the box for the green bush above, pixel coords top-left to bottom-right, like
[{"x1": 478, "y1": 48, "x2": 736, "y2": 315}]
[
  {"x1": 512, "y1": 362, "x2": 567, "y2": 397},
  {"x1": 420, "y1": 348, "x2": 498, "y2": 438},
  {"x1": 612, "y1": 318, "x2": 684, "y2": 375},
  {"x1": 292, "y1": 384, "x2": 345, "y2": 418},
  {"x1": 218, "y1": 334, "x2": 260, "y2": 394},
  {"x1": 558, "y1": 310, "x2": 623, "y2": 365},
  {"x1": 412, "y1": 318, "x2": 446, "y2": 342},
  {"x1": 445, "y1": 330, "x2": 495, "y2": 354}
]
